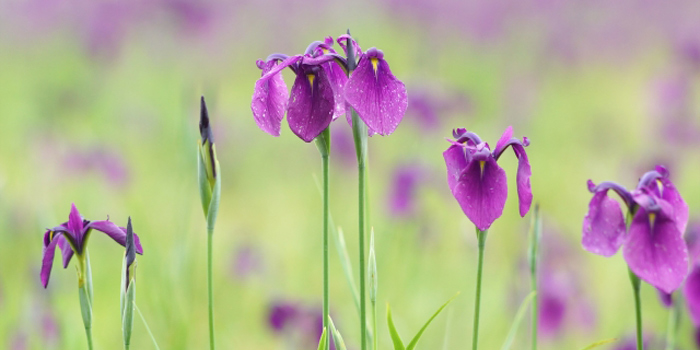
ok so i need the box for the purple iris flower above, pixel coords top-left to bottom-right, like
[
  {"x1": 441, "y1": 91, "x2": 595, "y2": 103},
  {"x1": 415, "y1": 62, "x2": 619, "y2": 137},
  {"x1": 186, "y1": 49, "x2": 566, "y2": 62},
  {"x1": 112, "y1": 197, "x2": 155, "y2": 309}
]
[
  {"x1": 340, "y1": 36, "x2": 408, "y2": 136},
  {"x1": 443, "y1": 126, "x2": 532, "y2": 230},
  {"x1": 251, "y1": 37, "x2": 348, "y2": 142},
  {"x1": 268, "y1": 301, "x2": 300, "y2": 333},
  {"x1": 40, "y1": 203, "x2": 144, "y2": 288},
  {"x1": 582, "y1": 165, "x2": 689, "y2": 293}
]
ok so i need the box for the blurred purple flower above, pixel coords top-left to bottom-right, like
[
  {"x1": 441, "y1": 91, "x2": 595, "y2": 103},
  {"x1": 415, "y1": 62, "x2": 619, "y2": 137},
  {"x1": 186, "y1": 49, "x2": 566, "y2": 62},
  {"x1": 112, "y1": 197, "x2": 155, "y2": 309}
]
[
  {"x1": 583, "y1": 165, "x2": 689, "y2": 293},
  {"x1": 683, "y1": 222, "x2": 700, "y2": 343},
  {"x1": 164, "y1": 0, "x2": 215, "y2": 34},
  {"x1": 330, "y1": 126, "x2": 355, "y2": 167},
  {"x1": 231, "y1": 244, "x2": 263, "y2": 281},
  {"x1": 9, "y1": 331, "x2": 26, "y2": 350},
  {"x1": 613, "y1": 334, "x2": 655, "y2": 350},
  {"x1": 267, "y1": 300, "x2": 336, "y2": 349},
  {"x1": 41, "y1": 310, "x2": 60, "y2": 347},
  {"x1": 657, "y1": 289, "x2": 674, "y2": 308},
  {"x1": 41, "y1": 203, "x2": 143, "y2": 287},
  {"x1": 443, "y1": 126, "x2": 532, "y2": 230},
  {"x1": 387, "y1": 164, "x2": 425, "y2": 218},
  {"x1": 63, "y1": 147, "x2": 130, "y2": 187},
  {"x1": 268, "y1": 301, "x2": 299, "y2": 333}
]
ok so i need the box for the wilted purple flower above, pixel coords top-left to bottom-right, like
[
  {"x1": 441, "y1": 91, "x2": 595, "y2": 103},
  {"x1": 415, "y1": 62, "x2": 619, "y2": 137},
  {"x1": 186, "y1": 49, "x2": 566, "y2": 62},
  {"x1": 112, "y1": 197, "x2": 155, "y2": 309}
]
[
  {"x1": 582, "y1": 165, "x2": 689, "y2": 293},
  {"x1": 342, "y1": 42, "x2": 408, "y2": 136},
  {"x1": 40, "y1": 203, "x2": 143, "y2": 288},
  {"x1": 443, "y1": 126, "x2": 532, "y2": 230},
  {"x1": 251, "y1": 37, "x2": 348, "y2": 142}
]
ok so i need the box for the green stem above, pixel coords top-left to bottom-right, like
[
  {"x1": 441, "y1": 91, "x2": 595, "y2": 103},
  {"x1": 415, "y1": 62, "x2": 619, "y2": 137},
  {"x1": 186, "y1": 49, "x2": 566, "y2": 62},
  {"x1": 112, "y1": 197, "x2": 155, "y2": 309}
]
[
  {"x1": 207, "y1": 228, "x2": 216, "y2": 350},
  {"x1": 472, "y1": 229, "x2": 488, "y2": 350},
  {"x1": 322, "y1": 152, "x2": 330, "y2": 350},
  {"x1": 530, "y1": 272, "x2": 537, "y2": 350},
  {"x1": 78, "y1": 253, "x2": 94, "y2": 350},
  {"x1": 372, "y1": 300, "x2": 377, "y2": 350},
  {"x1": 664, "y1": 294, "x2": 680, "y2": 350},
  {"x1": 85, "y1": 324, "x2": 94, "y2": 350},
  {"x1": 629, "y1": 269, "x2": 642, "y2": 350},
  {"x1": 135, "y1": 304, "x2": 161, "y2": 350}
]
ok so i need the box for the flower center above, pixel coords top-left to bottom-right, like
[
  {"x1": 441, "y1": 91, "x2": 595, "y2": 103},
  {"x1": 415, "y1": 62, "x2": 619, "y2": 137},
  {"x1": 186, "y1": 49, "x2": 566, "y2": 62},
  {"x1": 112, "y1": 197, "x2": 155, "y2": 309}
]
[{"x1": 371, "y1": 57, "x2": 379, "y2": 72}]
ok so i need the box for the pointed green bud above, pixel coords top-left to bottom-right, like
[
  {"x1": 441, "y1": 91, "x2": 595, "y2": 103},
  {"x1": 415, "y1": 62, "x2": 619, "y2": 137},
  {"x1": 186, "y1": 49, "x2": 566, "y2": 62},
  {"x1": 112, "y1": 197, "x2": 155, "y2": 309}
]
[
  {"x1": 198, "y1": 96, "x2": 222, "y2": 226},
  {"x1": 199, "y1": 96, "x2": 217, "y2": 186},
  {"x1": 368, "y1": 228, "x2": 377, "y2": 303},
  {"x1": 121, "y1": 218, "x2": 137, "y2": 350},
  {"x1": 314, "y1": 127, "x2": 331, "y2": 158}
]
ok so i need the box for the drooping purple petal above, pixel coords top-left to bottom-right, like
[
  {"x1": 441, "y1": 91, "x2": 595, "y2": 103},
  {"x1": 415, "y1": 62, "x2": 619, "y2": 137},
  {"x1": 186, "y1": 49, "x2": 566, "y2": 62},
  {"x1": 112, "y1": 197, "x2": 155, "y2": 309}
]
[
  {"x1": 511, "y1": 141, "x2": 531, "y2": 217},
  {"x1": 657, "y1": 176, "x2": 689, "y2": 235},
  {"x1": 623, "y1": 204, "x2": 689, "y2": 294},
  {"x1": 582, "y1": 190, "x2": 626, "y2": 257},
  {"x1": 287, "y1": 68, "x2": 335, "y2": 142},
  {"x1": 57, "y1": 235, "x2": 74, "y2": 268},
  {"x1": 344, "y1": 49, "x2": 408, "y2": 136},
  {"x1": 323, "y1": 61, "x2": 348, "y2": 120},
  {"x1": 443, "y1": 144, "x2": 468, "y2": 193},
  {"x1": 684, "y1": 264, "x2": 700, "y2": 326},
  {"x1": 40, "y1": 231, "x2": 63, "y2": 288},
  {"x1": 67, "y1": 203, "x2": 84, "y2": 243},
  {"x1": 88, "y1": 220, "x2": 144, "y2": 254},
  {"x1": 251, "y1": 56, "x2": 300, "y2": 136},
  {"x1": 451, "y1": 156, "x2": 508, "y2": 231}
]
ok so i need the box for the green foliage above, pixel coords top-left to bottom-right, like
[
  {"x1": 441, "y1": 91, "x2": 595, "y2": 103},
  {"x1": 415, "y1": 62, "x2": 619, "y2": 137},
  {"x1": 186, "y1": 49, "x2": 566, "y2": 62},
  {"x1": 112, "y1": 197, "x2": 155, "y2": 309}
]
[
  {"x1": 317, "y1": 328, "x2": 328, "y2": 350},
  {"x1": 387, "y1": 293, "x2": 459, "y2": 350},
  {"x1": 500, "y1": 291, "x2": 537, "y2": 350},
  {"x1": 329, "y1": 317, "x2": 348, "y2": 350},
  {"x1": 579, "y1": 339, "x2": 617, "y2": 350}
]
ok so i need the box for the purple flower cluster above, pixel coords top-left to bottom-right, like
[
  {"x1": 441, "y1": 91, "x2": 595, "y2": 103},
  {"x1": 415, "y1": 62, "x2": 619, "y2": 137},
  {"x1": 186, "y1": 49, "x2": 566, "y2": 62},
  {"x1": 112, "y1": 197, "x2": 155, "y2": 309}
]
[
  {"x1": 582, "y1": 165, "x2": 689, "y2": 293},
  {"x1": 251, "y1": 34, "x2": 407, "y2": 142}
]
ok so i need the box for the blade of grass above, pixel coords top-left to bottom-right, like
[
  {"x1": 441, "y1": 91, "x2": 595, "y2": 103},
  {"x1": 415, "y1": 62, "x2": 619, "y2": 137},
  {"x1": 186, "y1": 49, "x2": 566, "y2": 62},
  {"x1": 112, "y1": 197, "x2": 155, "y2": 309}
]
[
  {"x1": 500, "y1": 291, "x2": 537, "y2": 350},
  {"x1": 406, "y1": 293, "x2": 459, "y2": 350},
  {"x1": 387, "y1": 303, "x2": 406, "y2": 350},
  {"x1": 579, "y1": 339, "x2": 617, "y2": 350}
]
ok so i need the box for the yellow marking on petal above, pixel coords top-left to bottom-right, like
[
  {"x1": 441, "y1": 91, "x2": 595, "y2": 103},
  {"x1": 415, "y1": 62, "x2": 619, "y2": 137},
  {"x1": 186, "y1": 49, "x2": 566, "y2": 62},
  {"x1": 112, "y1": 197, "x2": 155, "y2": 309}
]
[
  {"x1": 307, "y1": 73, "x2": 315, "y2": 86},
  {"x1": 656, "y1": 179, "x2": 664, "y2": 195},
  {"x1": 371, "y1": 57, "x2": 379, "y2": 72},
  {"x1": 479, "y1": 161, "x2": 485, "y2": 173},
  {"x1": 322, "y1": 49, "x2": 329, "y2": 54},
  {"x1": 649, "y1": 212, "x2": 657, "y2": 228},
  {"x1": 49, "y1": 231, "x2": 54, "y2": 241}
]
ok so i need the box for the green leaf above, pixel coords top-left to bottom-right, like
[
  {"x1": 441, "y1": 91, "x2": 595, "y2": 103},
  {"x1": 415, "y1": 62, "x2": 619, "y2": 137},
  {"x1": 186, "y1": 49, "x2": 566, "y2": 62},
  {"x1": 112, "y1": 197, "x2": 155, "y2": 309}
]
[
  {"x1": 78, "y1": 285, "x2": 92, "y2": 330},
  {"x1": 329, "y1": 317, "x2": 348, "y2": 350},
  {"x1": 316, "y1": 328, "x2": 328, "y2": 350},
  {"x1": 387, "y1": 303, "x2": 405, "y2": 350},
  {"x1": 500, "y1": 291, "x2": 537, "y2": 350},
  {"x1": 122, "y1": 281, "x2": 136, "y2": 349},
  {"x1": 405, "y1": 293, "x2": 459, "y2": 350},
  {"x1": 579, "y1": 338, "x2": 617, "y2": 350}
]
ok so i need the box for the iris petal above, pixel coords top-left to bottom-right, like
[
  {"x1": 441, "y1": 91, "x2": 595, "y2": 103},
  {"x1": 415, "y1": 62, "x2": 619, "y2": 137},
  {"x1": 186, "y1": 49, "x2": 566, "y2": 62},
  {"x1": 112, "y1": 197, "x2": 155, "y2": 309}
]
[
  {"x1": 287, "y1": 68, "x2": 335, "y2": 142},
  {"x1": 88, "y1": 220, "x2": 144, "y2": 254},
  {"x1": 623, "y1": 204, "x2": 688, "y2": 294},
  {"x1": 67, "y1": 203, "x2": 84, "y2": 244},
  {"x1": 684, "y1": 263, "x2": 700, "y2": 326},
  {"x1": 451, "y1": 157, "x2": 508, "y2": 231},
  {"x1": 251, "y1": 56, "x2": 300, "y2": 136},
  {"x1": 443, "y1": 144, "x2": 468, "y2": 193},
  {"x1": 582, "y1": 190, "x2": 626, "y2": 257},
  {"x1": 40, "y1": 231, "x2": 63, "y2": 288},
  {"x1": 344, "y1": 53, "x2": 407, "y2": 136}
]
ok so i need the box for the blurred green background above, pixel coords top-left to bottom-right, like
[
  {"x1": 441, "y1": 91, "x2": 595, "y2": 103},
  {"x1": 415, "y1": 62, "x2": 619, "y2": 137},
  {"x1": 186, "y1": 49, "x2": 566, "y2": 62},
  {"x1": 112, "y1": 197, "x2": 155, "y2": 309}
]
[{"x1": 1, "y1": 0, "x2": 700, "y2": 349}]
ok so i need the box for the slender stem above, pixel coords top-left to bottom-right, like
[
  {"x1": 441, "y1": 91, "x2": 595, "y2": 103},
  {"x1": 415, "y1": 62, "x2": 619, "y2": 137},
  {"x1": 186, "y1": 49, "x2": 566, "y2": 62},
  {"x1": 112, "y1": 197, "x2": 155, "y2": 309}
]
[
  {"x1": 530, "y1": 272, "x2": 537, "y2": 350},
  {"x1": 135, "y1": 304, "x2": 161, "y2": 350},
  {"x1": 629, "y1": 269, "x2": 642, "y2": 350},
  {"x1": 372, "y1": 300, "x2": 377, "y2": 350},
  {"x1": 322, "y1": 152, "x2": 330, "y2": 350},
  {"x1": 472, "y1": 229, "x2": 488, "y2": 350},
  {"x1": 664, "y1": 294, "x2": 680, "y2": 350},
  {"x1": 207, "y1": 228, "x2": 216, "y2": 350},
  {"x1": 359, "y1": 158, "x2": 367, "y2": 350},
  {"x1": 85, "y1": 324, "x2": 94, "y2": 350}
]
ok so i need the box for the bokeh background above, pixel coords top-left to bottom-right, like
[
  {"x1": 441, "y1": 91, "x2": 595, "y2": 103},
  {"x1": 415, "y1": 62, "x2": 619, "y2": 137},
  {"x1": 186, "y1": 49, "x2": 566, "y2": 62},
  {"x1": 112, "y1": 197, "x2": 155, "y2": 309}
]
[{"x1": 1, "y1": 0, "x2": 700, "y2": 349}]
